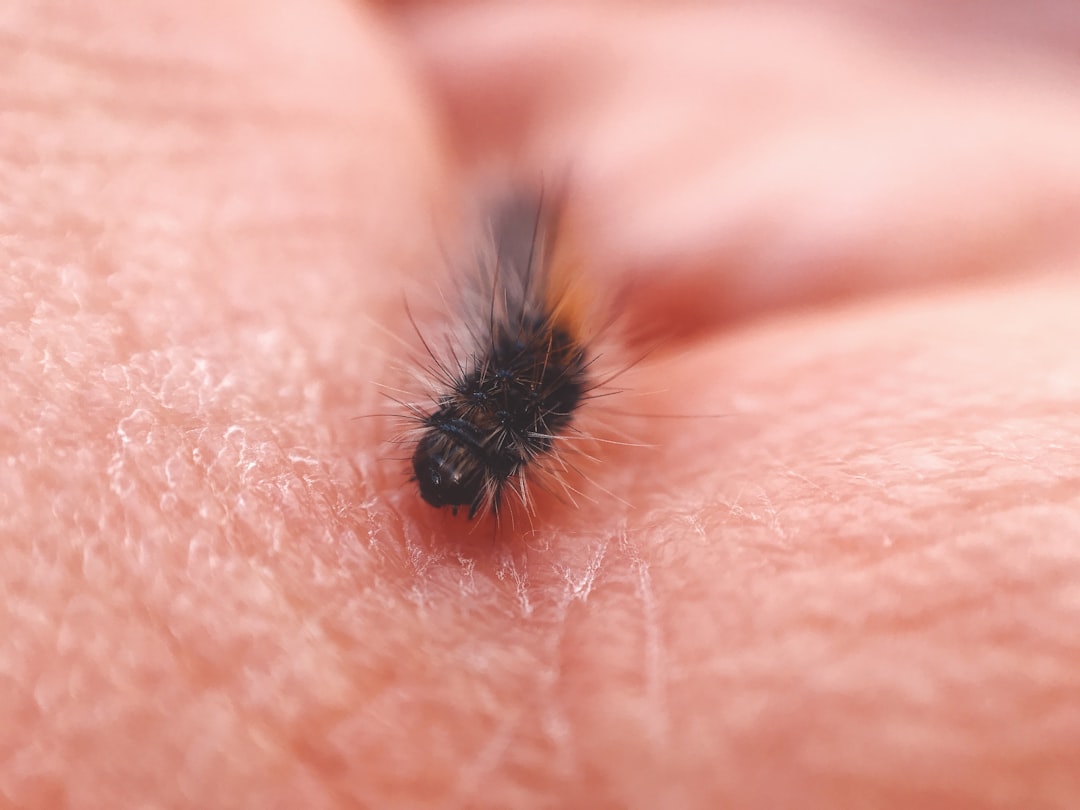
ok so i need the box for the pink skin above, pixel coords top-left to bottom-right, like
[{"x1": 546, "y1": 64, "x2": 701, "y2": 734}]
[{"x1": 3, "y1": 1, "x2": 1080, "y2": 806}]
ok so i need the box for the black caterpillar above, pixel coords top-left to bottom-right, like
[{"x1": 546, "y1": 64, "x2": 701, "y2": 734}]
[{"x1": 409, "y1": 192, "x2": 590, "y2": 519}]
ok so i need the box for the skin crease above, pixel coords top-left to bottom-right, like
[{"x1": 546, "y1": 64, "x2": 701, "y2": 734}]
[{"x1": 2, "y1": 0, "x2": 1080, "y2": 807}]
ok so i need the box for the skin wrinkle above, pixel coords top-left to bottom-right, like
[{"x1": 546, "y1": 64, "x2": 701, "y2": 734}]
[{"x1": 587, "y1": 280, "x2": 1080, "y2": 807}]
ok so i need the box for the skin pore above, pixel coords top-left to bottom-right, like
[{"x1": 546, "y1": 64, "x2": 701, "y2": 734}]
[{"x1": 3, "y1": 1, "x2": 1080, "y2": 807}]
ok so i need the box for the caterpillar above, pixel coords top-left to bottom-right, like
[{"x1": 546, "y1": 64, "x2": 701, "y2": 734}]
[{"x1": 405, "y1": 190, "x2": 595, "y2": 520}]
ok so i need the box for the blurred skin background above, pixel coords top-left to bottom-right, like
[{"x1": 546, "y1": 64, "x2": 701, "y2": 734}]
[{"x1": 3, "y1": 1, "x2": 1080, "y2": 807}]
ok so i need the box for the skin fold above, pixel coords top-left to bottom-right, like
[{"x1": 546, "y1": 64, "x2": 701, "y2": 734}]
[{"x1": 2, "y1": 1, "x2": 1080, "y2": 807}]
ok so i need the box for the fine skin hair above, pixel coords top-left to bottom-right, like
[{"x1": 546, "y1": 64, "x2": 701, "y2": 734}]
[{"x1": 5, "y1": 2, "x2": 1080, "y2": 809}]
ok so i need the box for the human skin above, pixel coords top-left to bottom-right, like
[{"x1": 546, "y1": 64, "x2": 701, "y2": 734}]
[{"x1": 3, "y1": 1, "x2": 1080, "y2": 807}]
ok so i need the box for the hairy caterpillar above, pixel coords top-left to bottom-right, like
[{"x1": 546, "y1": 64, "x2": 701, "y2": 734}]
[{"x1": 404, "y1": 190, "x2": 597, "y2": 520}]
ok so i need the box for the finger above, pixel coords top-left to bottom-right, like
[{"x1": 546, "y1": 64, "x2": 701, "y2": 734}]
[
  {"x1": 399, "y1": 5, "x2": 1080, "y2": 336},
  {"x1": 0, "y1": 0, "x2": 447, "y2": 804}
]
